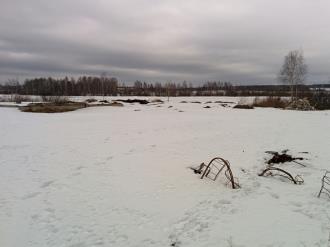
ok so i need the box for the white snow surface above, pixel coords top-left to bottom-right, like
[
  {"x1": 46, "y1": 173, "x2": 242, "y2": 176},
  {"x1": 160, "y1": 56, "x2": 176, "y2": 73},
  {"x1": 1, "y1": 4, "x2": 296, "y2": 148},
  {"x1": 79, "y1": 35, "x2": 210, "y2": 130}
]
[{"x1": 1, "y1": 96, "x2": 330, "y2": 247}]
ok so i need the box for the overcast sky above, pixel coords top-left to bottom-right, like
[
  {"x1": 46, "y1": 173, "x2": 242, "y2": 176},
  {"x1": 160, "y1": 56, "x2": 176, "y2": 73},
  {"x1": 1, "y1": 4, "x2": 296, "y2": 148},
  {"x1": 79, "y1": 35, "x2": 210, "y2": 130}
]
[{"x1": 1, "y1": 0, "x2": 330, "y2": 85}]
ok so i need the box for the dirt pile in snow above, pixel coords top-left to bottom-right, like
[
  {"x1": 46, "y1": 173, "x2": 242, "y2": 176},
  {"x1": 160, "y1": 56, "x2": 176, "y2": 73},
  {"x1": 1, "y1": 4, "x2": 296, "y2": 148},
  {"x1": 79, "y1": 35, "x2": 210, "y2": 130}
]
[{"x1": 110, "y1": 102, "x2": 124, "y2": 107}]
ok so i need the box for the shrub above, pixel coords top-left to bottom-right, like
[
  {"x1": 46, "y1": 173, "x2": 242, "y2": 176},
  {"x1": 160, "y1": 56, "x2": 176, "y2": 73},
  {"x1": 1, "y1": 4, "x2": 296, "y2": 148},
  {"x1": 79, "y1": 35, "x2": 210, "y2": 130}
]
[
  {"x1": 0, "y1": 94, "x2": 34, "y2": 103},
  {"x1": 41, "y1": 95, "x2": 69, "y2": 104},
  {"x1": 85, "y1": 98, "x2": 97, "y2": 103},
  {"x1": 309, "y1": 92, "x2": 330, "y2": 110},
  {"x1": 151, "y1": 98, "x2": 164, "y2": 103}
]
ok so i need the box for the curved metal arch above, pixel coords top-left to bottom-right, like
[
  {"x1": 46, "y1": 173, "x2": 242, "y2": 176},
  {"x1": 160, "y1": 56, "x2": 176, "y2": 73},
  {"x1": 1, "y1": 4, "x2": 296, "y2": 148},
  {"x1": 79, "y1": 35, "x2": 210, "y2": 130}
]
[
  {"x1": 200, "y1": 157, "x2": 238, "y2": 189},
  {"x1": 258, "y1": 167, "x2": 304, "y2": 185}
]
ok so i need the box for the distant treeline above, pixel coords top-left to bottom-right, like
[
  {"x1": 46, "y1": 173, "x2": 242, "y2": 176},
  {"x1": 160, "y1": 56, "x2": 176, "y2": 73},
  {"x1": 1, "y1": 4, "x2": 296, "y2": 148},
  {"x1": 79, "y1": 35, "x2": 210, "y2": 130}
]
[
  {"x1": 120, "y1": 80, "x2": 236, "y2": 96},
  {"x1": 0, "y1": 76, "x2": 118, "y2": 96},
  {"x1": 0, "y1": 76, "x2": 329, "y2": 97}
]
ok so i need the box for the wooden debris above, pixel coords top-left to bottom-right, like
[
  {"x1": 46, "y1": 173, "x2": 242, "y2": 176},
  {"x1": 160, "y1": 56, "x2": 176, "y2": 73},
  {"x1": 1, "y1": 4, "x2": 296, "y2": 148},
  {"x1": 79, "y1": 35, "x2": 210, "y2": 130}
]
[{"x1": 266, "y1": 150, "x2": 305, "y2": 167}]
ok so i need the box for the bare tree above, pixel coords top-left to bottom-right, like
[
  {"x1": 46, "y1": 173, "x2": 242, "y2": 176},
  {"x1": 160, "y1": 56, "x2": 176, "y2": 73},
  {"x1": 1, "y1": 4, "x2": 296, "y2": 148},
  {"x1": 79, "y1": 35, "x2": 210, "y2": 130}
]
[
  {"x1": 5, "y1": 78, "x2": 20, "y2": 95},
  {"x1": 278, "y1": 50, "x2": 308, "y2": 101}
]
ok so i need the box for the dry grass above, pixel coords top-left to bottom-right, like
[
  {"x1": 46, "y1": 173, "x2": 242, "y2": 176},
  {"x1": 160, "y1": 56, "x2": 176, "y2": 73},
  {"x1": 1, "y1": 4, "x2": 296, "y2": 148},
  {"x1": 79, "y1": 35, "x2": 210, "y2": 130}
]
[
  {"x1": 233, "y1": 104, "x2": 254, "y2": 109},
  {"x1": 109, "y1": 102, "x2": 124, "y2": 107},
  {"x1": 253, "y1": 96, "x2": 288, "y2": 108},
  {"x1": 19, "y1": 102, "x2": 87, "y2": 113}
]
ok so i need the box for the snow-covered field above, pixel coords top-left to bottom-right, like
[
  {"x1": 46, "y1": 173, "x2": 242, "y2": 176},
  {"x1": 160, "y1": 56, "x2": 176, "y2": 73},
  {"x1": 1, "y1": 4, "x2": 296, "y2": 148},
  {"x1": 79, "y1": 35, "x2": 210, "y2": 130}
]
[{"x1": 1, "y1": 97, "x2": 330, "y2": 247}]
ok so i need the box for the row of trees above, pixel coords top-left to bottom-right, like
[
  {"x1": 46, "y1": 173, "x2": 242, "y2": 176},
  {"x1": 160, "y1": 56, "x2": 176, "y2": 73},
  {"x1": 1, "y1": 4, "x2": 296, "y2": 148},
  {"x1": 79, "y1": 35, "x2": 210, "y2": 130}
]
[
  {"x1": 0, "y1": 79, "x2": 314, "y2": 97},
  {"x1": 0, "y1": 78, "x2": 237, "y2": 96},
  {"x1": 120, "y1": 80, "x2": 235, "y2": 96},
  {"x1": 0, "y1": 77, "x2": 319, "y2": 97},
  {"x1": 0, "y1": 49, "x2": 327, "y2": 99},
  {"x1": 1, "y1": 76, "x2": 118, "y2": 96}
]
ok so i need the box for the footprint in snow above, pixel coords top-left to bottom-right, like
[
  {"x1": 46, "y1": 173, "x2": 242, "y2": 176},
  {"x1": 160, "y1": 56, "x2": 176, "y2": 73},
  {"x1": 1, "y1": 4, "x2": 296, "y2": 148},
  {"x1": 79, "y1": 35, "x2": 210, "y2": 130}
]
[
  {"x1": 106, "y1": 156, "x2": 113, "y2": 161},
  {"x1": 40, "y1": 180, "x2": 55, "y2": 188},
  {"x1": 270, "y1": 192, "x2": 280, "y2": 199},
  {"x1": 69, "y1": 242, "x2": 86, "y2": 247},
  {"x1": 22, "y1": 192, "x2": 41, "y2": 200},
  {"x1": 95, "y1": 161, "x2": 106, "y2": 166},
  {"x1": 124, "y1": 149, "x2": 135, "y2": 155},
  {"x1": 290, "y1": 201, "x2": 302, "y2": 207},
  {"x1": 71, "y1": 172, "x2": 81, "y2": 176},
  {"x1": 141, "y1": 238, "x2": 157, "y2": 245}
]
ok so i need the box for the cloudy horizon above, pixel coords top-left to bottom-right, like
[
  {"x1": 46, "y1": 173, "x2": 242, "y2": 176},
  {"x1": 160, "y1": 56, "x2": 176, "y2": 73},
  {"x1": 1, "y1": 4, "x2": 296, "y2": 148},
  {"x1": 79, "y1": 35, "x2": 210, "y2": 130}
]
[{"x1": 1, "y1": 0, "x2": 330, "y2": 85}]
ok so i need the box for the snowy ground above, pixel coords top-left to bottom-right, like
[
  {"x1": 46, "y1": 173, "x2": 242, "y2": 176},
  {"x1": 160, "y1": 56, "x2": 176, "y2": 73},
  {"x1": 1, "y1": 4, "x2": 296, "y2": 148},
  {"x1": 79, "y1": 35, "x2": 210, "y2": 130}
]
[{"x1": 1, "y1": 96, "x2": 330, "y2": 247}]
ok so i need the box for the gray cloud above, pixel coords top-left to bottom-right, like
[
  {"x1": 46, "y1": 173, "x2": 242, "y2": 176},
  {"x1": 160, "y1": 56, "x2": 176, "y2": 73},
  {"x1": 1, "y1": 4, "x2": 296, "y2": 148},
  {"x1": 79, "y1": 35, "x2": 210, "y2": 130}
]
[{"x1": 1, "y1": 0, "x2": 330, "y2": 84}]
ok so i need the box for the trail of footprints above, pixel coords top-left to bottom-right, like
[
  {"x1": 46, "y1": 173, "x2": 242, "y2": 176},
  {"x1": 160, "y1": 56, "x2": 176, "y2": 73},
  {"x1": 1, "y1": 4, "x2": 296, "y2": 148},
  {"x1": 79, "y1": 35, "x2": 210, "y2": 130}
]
[{"x1": 169, "y1": 199, "x2": 237, "y2": 246}]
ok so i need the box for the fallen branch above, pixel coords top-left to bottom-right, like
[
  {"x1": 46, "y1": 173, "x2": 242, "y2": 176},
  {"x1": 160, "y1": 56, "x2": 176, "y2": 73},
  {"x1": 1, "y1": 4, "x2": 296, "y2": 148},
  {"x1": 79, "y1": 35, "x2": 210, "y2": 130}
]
[{"x1": 292, "y1": 160, "x2": 306, "y2": 167}]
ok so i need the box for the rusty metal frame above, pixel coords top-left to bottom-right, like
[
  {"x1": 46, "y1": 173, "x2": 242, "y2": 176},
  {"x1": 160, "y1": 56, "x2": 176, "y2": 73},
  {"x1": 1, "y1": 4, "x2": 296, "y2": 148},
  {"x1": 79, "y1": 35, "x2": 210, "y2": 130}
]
[
  {"x1": 318, "y1": 171, "x2": 330, "y2": 198},
  {"x1": 200, "y1": 157, "x2": 239, "y2": 189},
  {"x1": 258, "y1": 167, "x2": 304, "y2": 185}
]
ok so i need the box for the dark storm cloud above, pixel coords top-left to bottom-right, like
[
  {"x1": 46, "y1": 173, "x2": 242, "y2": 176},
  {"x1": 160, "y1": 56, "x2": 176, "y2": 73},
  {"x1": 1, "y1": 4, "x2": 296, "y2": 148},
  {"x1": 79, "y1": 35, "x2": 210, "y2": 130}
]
[{"x1": 1, "y1": 0, "x2": 330, "y2": 84}]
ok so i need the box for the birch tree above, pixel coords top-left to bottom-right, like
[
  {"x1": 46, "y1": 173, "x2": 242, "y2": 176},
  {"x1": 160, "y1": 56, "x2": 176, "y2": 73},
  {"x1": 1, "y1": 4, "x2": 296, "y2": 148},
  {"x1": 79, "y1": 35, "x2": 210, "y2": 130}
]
[{"x1": 278, "y1": 50, "x2": 307, "y2": 101}]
